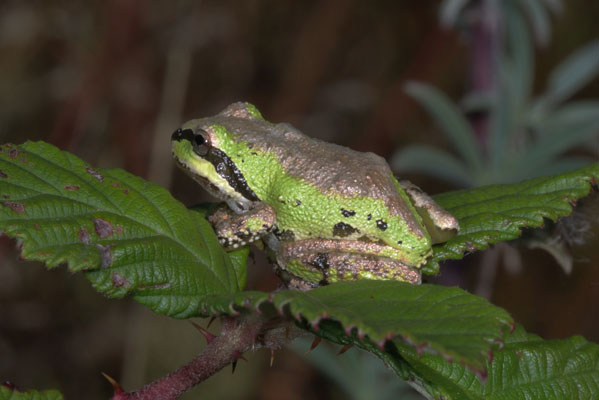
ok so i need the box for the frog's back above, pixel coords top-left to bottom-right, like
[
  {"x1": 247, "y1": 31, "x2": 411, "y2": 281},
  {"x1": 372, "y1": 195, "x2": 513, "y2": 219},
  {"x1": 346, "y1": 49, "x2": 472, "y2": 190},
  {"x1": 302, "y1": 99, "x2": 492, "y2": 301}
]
[{"x1": 209, "y1": 115, "x2": 427, "y2": 241}]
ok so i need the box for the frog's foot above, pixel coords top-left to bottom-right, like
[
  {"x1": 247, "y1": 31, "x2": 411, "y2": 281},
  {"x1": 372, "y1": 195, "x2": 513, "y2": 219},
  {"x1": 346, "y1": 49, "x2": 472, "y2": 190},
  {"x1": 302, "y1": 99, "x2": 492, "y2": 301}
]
[
  {"x1": 399, "y1": 180, "x2": 459, "y2": 244},
  {"x1": 208, "y1": 202, "x2": 276, "y2": 248},
  {"x1": 277, "y1": 239, "x2": 422, "y2": 286}
]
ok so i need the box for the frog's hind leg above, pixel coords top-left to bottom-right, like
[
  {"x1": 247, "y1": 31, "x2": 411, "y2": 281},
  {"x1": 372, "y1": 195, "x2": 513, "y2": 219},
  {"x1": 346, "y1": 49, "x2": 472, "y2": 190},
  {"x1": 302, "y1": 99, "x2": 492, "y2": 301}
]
[{"x1": 398, "y1": 180, "x2": 459, "y2": 244}]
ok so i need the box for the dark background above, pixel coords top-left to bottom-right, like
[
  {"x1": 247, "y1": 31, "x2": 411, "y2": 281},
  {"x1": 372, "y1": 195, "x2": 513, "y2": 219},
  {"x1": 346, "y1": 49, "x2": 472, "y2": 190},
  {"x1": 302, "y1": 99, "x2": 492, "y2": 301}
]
[{"x1": 0, "y1": 1, "x2": 597, "y2": 399}]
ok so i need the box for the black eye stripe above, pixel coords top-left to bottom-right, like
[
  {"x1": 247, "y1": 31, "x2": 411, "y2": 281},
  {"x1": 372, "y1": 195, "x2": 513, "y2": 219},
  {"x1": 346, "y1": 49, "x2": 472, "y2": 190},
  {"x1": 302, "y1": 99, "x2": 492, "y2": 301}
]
[{"x1": 204, "y1": 148, "x2": 259, "y2": 202}]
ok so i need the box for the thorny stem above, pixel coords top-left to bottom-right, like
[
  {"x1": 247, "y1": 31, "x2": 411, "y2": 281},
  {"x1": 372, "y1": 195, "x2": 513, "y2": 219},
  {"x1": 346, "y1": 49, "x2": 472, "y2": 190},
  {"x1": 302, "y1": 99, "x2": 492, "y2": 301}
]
[{"x1": 110, "y1": 316, "x2": 265, "y2": 400}]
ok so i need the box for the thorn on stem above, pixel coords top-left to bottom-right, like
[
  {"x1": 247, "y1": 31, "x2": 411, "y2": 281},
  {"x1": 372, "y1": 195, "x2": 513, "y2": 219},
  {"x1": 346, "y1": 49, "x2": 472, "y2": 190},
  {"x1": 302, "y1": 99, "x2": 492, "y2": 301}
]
[
  {"x1": 190, "y1": 321, "x2": 217, "y2": 344},
  {"x1": 270, "y1": 349, "x2": 275, "y2": 367},
  {"x1": 102, "y1": 372, "x2": 124, "y2": 395},
  {"x1": 233, "y1": 350, "x2": 247, "y2": 362},
  {"x1": 231, "y1": 361, "x2": 238, "y2": 374},
  {"x1": 337, "y1": 344, "x2": 352, "y2": 355},
  {"x1": 207, "y1": 316, "x2": 216, "y2": 328},
  {"x1": 305, "y1": 337, "x2": 321, "y2": 354}
]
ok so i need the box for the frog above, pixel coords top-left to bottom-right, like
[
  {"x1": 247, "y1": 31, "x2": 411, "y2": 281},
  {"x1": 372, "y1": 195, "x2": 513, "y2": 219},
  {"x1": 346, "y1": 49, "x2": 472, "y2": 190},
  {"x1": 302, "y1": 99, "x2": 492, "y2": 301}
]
[{"x1": 171, "y1": 102, "x2": 459, "y2": 289}]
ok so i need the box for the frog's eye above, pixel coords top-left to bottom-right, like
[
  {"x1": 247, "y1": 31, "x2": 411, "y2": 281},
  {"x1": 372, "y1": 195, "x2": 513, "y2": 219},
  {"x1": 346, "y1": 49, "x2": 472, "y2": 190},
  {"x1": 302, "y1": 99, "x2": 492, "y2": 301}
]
[
  {"x1": 194, "y1": 135, "x2": 206, "y2": 146},
  {"x1": 193, "y1": 130, "x2": 210, "y2": 156}
]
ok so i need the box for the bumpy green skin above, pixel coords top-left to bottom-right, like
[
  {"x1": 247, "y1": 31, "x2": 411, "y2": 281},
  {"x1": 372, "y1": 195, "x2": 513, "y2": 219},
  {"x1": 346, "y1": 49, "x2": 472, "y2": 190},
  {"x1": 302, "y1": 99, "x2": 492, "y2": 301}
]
[{"x1": 172, "y1": 103, "x2": 458, "y2": 286}]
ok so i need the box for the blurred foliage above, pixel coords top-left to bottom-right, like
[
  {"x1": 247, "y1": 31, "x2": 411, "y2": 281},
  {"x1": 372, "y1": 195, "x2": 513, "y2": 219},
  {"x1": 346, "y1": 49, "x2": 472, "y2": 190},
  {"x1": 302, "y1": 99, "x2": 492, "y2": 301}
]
[
  {"x1": 0, "y1": 1, "x2": 597, "y2": 399},
  {"x1": 290, "y1": 339, "x2": 420, "y2": 400},
  {"x1": 393, "y1": 0, "x2": 599, "y2": 187}
]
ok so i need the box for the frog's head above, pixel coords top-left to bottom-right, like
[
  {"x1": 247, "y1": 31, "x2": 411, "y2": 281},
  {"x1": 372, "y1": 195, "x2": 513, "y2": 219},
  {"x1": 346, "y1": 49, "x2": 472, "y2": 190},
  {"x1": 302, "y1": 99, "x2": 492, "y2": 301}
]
[{"x1": 171, "y1": 103, "x2": 263, "y2": 212}]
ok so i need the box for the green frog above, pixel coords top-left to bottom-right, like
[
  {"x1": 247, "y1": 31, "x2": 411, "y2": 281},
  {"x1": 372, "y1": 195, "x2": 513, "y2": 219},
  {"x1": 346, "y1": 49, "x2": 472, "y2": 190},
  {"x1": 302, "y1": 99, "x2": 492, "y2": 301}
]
[{"x1": 171, "y1": 102, "x2": 458, "y2": 289}]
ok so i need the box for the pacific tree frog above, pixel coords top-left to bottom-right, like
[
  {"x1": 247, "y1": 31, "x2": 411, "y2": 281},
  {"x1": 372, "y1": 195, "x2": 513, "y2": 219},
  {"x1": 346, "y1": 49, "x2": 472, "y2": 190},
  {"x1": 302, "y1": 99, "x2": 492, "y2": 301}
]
[{"x1": 171, "y1": 103, "x2": 459, "y2": 289}]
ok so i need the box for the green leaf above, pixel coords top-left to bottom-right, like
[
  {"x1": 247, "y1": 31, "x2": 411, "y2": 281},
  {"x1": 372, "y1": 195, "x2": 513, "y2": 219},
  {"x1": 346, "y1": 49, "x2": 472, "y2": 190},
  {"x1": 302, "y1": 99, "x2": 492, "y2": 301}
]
[
  {"x1": 0, "y1": 386, "x2": 63, "y2": 400},
  {"x1": 309, "y1": 322, "x2": 599, "y2": 400},
  {"x1": 391, "y1": 144, "x2": 473, "y2": 187},
  {"x1": 0, "y1": 141, "x2": 244, "y2": 318},
  {"x1": 404, "y1": 82, "x2": 482, "y2": 170},
  {"x1": 1, "y1": 141, "x2": 596, "y2": 377},
  {"x1": 202, "y1": 281, "x2": 513, "y2": 370},
  {"x1": 398, "y1": 325, "x2": 599, "y2": 399},
  {"x1": 428, "y1": 163, "x2": 599, "y2": 265}
]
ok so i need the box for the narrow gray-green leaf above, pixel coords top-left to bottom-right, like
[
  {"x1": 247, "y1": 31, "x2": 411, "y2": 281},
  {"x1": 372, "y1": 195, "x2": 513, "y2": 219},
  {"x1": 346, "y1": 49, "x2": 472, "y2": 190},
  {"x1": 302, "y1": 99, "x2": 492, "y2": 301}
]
[
  {"x1": 391, "y1": 145, "x2": 472, "y2": 187},
  {"x1": 540, "y1": 0, "x2": 563, "y2": 14},
  {"x1": 0, "y1": 141, "x2": 244, "y2": 318},
  {"x1": 404, "y1": 82, "x2": 482, "y2": 170},
  {"x1": 542, "y1": 40, "x2": 599, "y2": 107},
  {"x1": 438, "y1": 0, "x2": 469, "y2": 27},
  {"x1": 518, "y1": 0, "x2": 552, "y2": 46},
  {"x1": 505, "y1": 2, "x2": 534, "y2": 111},
  {"x1": 517, "y1": 103, "x2": 599, "y2": 174}
]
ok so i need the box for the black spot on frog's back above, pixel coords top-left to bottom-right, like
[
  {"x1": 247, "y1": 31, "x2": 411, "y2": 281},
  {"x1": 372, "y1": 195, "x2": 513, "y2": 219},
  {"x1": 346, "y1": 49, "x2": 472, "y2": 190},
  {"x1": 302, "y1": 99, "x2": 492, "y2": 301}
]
[
  {"x1": 341, "y1": 208, "x2": 356, "y2": 217},
  {"x1": 376, "y1": 219, "x2": 387, "y2": 231},
  {"x1": 333, "y1": 222, "x2": 359, "y2": 237}
]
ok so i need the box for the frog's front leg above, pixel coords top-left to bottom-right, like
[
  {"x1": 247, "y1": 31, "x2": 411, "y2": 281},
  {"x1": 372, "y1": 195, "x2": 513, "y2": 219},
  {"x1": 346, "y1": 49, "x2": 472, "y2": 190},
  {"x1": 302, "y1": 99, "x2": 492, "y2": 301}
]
[
  {"x1": 398, "y1": 180, "x2": 459, "y2": 244},
  {"x1": 208, "y1": 202, "x2": 276, "y2": 248}
]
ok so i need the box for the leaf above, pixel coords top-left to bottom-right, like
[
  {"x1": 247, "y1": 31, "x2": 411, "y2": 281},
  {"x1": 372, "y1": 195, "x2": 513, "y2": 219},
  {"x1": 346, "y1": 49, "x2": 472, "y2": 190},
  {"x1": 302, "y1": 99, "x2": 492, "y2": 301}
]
[
  {"x1": 504, "y1": 2, "x2": 534, "y2": 113},
  {"x1": 391, "y1": 144, "x2": 473, "y2": 187},
  {"x1": 404, "y1": 82, "x2": 482, "y2": 171},
  {"x1": 308, "y1": 322, "x2": 599, "y2": 400},
  {"x1": 540, "y1": 0, "x2": 563, "y2": 14},
  {"x1": 0, "y1": 386, "x2": 63, "y2": 400},
  {"x1": 438, "y1": 0, "x2": 470, "y2": 27},
  {"x1": 1, "y1": 141, "x2": 596, "y2": 375},
  {"x1": 537, "y1": 40, "x2": 599, "y2": 109},
  {"x1": 201, "y1": 281, "x2": 513, "y2": 370},
  {"x1": 518, "y1": 0, "x2": 552, "y2": 46},
  {"x1": 0, "y1": 141, "x2": 244, "y2": 318},
  {"x1": 428, "y1": 163, "x2": 599, "y2": 266},
  {"x1": 515, "y1": 102, "x2": 599, "y2": 177},
  {"x1": 395, "y1": 325, "x2": 599, "y2": 399}
]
